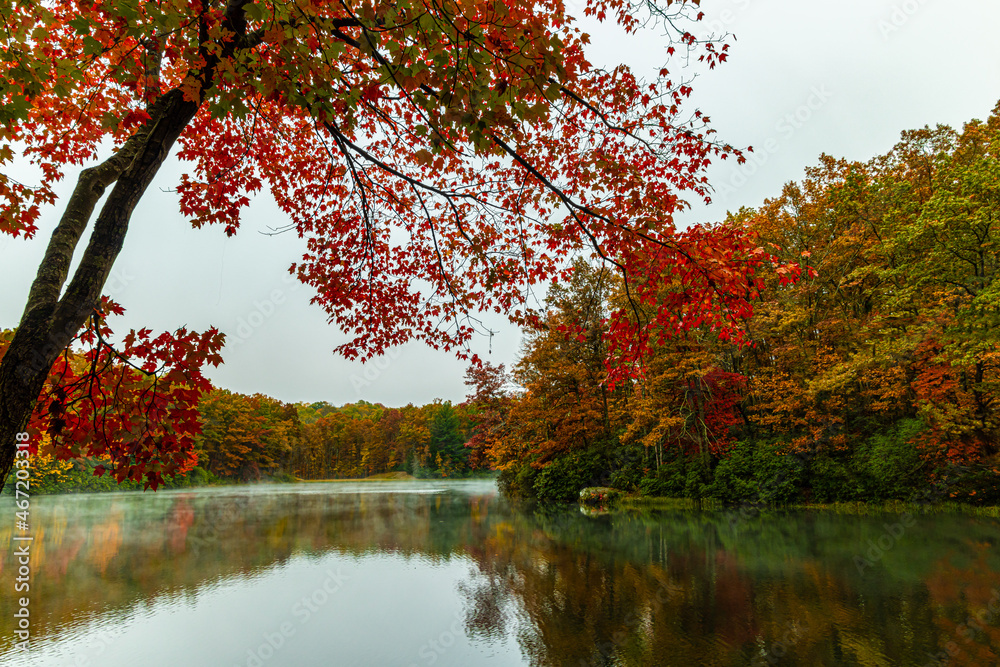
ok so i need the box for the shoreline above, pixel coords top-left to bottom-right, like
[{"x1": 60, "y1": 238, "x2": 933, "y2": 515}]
[
  {"x1": 615, "y1": 495, "x2": 1000, "y2": 517},
  {"x1": 2, "y1": 471, "x2": 498, "y2": 496}
]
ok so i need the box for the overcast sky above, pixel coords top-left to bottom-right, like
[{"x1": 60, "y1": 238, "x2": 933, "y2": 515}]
[{"x1": 2, "y1": 0, "x2": 999, "y2": 408}]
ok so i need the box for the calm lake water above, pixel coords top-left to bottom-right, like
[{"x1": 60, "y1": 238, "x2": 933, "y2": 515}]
[{"x1": 2, "y1": 479, "x2": 1000, "y2": 666}]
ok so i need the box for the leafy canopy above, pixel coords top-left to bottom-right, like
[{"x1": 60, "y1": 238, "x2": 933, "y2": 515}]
[
  {"x1": 2, "y1": 0, "x2": 778, "y2": 362},
  {"x1": 0, "y1": 0, "x2": 797, "y2": 486}
]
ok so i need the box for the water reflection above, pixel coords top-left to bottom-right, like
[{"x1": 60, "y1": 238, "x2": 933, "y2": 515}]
[{"x1": 2, "y1": 481, "x2": 1000, "y2": 666}]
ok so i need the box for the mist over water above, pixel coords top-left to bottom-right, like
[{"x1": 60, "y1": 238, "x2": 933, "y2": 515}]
[{"x1": 2, "y1": 480, "x2": 999, "y2": 666}]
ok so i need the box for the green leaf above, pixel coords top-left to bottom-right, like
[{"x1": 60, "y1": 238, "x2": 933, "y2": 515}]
[
  {"x1": 82, "y1": 36, "x2": 103, "y2": 56},
  {"x1": 67, "y1": 16, "x2": 91, "y2": 34},
  {"x1": 244, "y1": 2, "x2": 264, "y2": 21}
]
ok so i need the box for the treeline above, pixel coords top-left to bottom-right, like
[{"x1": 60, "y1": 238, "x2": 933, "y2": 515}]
[
  {"x1": 195, "y1": 391, "x2": 481, "y2": 481},
  {"x1": 465, "y1": 103, "x2": 1000, "y2": 505},
  {"x1": 11, "y1": 104, "x2": 1000, "y2": 502},
  {"x1": 5, "y1": 392, "x2": 482, "y2": 493}
]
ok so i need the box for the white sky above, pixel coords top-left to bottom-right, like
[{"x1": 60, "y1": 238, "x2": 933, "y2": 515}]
[{"x1": 2, "y1": 0, "x2": 999, "y2": 407}]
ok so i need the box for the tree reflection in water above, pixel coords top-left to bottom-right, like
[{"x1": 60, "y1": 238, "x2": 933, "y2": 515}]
[{"x1": 2, "y1": 482, "x2": 999, "y2": 666}]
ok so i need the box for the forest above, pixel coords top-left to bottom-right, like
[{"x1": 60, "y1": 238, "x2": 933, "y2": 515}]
[
  {"x1": 472, "y1": 103, "x2": 1000, "y2": 505},
  {"x1": 5, "y1": 104, "x2": 1000, "y2": 504},
  {"x1": 0, "y1": 388, "x2": 483, "y2": 493}
]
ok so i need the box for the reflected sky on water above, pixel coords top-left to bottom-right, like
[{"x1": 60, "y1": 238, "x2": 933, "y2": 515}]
[{"x1": 2, "y1": 480, "x2": 1000, "y2": 666}]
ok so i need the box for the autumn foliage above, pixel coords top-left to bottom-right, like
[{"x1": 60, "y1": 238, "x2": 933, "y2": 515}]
[
  {"x1": 0, "y1": 302, "x2": 224, "y2": 489},
  {"x1": 477, "y1": 103, "x2": 1000, "y2": 504},
  {"x1": 0, "y1": 0, "x2": 797, "y2": 489}
]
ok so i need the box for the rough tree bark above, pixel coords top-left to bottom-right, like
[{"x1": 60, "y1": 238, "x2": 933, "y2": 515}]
[
  {"x1": 0, "y1": 0, "x2": 256, "y2": 490},
  {"x1": 0, "y1": 89, "x2": 201, "y2": 488}
]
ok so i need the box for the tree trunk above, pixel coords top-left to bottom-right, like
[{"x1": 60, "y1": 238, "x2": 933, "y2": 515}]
[{"x1": 0, "y1": 89, "x2": 200, "y2": 489}]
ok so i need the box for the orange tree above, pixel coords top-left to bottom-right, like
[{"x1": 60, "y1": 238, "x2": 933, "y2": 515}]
[
  {"x1": 196, "y1": 388, "x2": 298, "y2": 479},
  {"x1": 462, "y1": 360, "x2": 511, "y2": 470},
  {"x1": 0, "y1": 0, "x2": 793, "y2": 489}
]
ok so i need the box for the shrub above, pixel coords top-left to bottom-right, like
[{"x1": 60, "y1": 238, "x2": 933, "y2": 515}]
[
  {"x1": 808, "y1": 453, "x2": 862, "y2": 503},
  {"x1": 497, "y1": 462, "x2": 541, "y2": 500},
  {"x1": 638, "y1": 452, "x2": 688, "y2": 497},
  {"x1": 532, "y1": 450, "x2": 601, "y2": 503},
  {"x1": 709, "y1": 441, "x2": 757, "y2": 504},
  {"x1": 684, "y1": 457, "x2": 713, "y2": 500},
  {"x1": 602, "y1": 439, "x2": 646, "y2": 492},
  {"x1": 1, "y1": 458, "x2": 221, "y2": 495},
  {"x1": 928, "y1": 463, "x2": 1000, "y2": 506},
  {"x1": 751, "y1": 439, "x2": 805, "y2": 504},
  {"x1": 852, "y1": 418, "x2": 926, "y2": 500}
]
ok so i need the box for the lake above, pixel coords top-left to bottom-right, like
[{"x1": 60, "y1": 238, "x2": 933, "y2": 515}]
[{"x1": 2, "y1": 479, "x2": 999, "y2": 666}]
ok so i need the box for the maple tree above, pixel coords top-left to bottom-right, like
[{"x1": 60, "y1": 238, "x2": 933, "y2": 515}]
[
  {"x1": 463, "y1": 360, "x2": 512, "y2": 469},
  {"x1": 0, "y1": 306, "x2": 220, "y2": 489},
  {"x1": 483, "y1": 261, "x2": 618, "y2": 485},
  {"x1": 485, "y1": 103, "x2": 1000, "y2": 505},
  {"x1": 727, "y1": 107, "x2": 1000, "y2": 496},
  {"x1": 487, "y1": 260, "x2": 755, "y2": 500},
  {"x1": 623, "y1": 340, "x2": 745, "y2": 465},
  {"x1": 0, "y1": 0, "x2": 786, "y2": 489}
]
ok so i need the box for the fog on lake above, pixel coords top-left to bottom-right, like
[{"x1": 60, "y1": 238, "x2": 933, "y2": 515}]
[{"x1": 2, "y1": 479, "x2": 999, "y2": 666}]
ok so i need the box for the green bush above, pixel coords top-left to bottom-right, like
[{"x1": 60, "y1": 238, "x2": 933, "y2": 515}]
[
  {"x1": 684, "y1": 457, "x2": 713, "y2": 500},
  {"x1": 260, "y1": 470, "x2": 297, "y2": 484},
  {"x1": 497, "y1": 463, "x2": 539, "y2": 500},
  {"x1": 928, "y1": 464, "x2": 1000, "y2": 506},
  {"x1": 709, "y1": 442, "x2": 757, "y2": 504},
  {"x1": 2, "y1": 460, "x2": 221, "y2": 495},
  {"x1": 532, "y1": 451, "x2": 601, "y2": 503},
  {"x1": 603, "y1": 440, "x2": 646, "y2": 492},
  {"x1": 852, "y1": 419, "x2": 926, "y2": 500},
  {"x1": 808, "y1": 453, "x2": 862, "y2": 503},
  {"x1": 751, "y1": 439, "x2": 805, "y2": 504},
  {"x1": 496, "y1": 418, "x2": 998, "y2": 507},
  {"x1": 57, "y1": 459, "x2": 143, "y2": 493},
  {"x1": 638, "y1": 453, "x2": 688, "y2": 497},
  {"x1": 174, "y1": 466, "x2": 219, "y2": 487}
]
